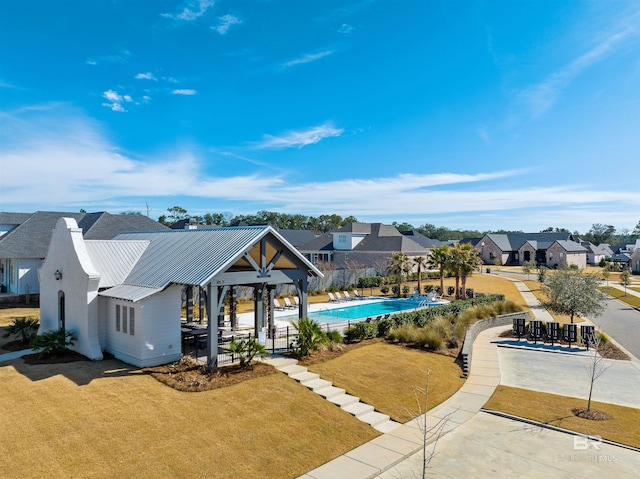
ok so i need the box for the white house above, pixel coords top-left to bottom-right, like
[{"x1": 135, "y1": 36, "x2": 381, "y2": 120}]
[{"x1": 38, "y1": 218, "x2": 322, "y2": 367}]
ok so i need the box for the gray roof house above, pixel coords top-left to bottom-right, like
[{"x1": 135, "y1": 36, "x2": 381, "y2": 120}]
[
  {"x1": 476, "y1": 232, "x2": 583, "y2": 266},
  {"x1": 0, "y1": 211, "x2": 167, "y2": 296},
  {"x1": 39, "y1": 218, "x2": 322, "y2": 367},
  {"x1": 299, "y1": 222, "x2": 428, "y2": 270}
]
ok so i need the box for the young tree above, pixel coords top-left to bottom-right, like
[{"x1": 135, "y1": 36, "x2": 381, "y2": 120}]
[
  {"x1": 522, "y1": 260, "x2": 535, "y2": 280},
  {"x1": 582, "y1": 335, "x2": 612, "y2": 416},
  {"x1": 619, "y1": 269, "x2": 631, "y2": 296},
  {"x1": 542, "y1": 269, "x2": 606, "y2": 323},
  {"x1": 601, "y1": 267, "x2": 610, "y2": 286}
]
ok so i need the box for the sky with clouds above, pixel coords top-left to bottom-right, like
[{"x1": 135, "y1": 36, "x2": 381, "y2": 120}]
[{"x1": 1, "y1": 0, "x2": 639, "y2": 233}]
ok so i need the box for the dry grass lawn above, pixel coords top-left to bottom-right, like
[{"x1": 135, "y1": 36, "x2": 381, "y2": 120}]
[
  {"x1": 308, "y1": 342, "x2": 464, "y2": 423},
  {"x1": 484, "y1": 385, "x2": 640, "y2": 449},
  {"x1": 0, "y1": 357, "x2": 378, "y2": 479},
  {"x1": 0, "y1": 303, "x2": 39, "y2": 327},
  {"x1": 602, "y1": 286, "x2": 640, "y2": 308}
]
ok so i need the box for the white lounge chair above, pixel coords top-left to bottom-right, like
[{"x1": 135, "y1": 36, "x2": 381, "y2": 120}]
[
  {"x1": 328, "y1": 292, "x2": 337, "y2": 302},
  {"x1": 343, "y1": 291, "x2": 353, "y2": 300},
  {"x1": 293, "y1": 296, "x2": 300, "y2": 306},
  {"x1": 273, "y1": 299, "x2": 286, "y2": 311},
  {"x1": 283, "y1": 297, "x2": 296, "y2": 309},
  {"x1": 334, "y1": 292, "x2": 344, "y2": 301},
  {"x1": 353, "y1": 289, "x2": 364, "y2": 299}
]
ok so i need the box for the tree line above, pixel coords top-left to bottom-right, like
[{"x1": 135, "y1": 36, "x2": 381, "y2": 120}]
[{"x1": 143, "y1": 206, "x2": 640, "y2": 243}]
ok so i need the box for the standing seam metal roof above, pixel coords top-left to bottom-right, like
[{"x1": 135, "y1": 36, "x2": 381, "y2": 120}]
[{"x1": 112, "y1": 225, "x2": 322, "y2": 289}]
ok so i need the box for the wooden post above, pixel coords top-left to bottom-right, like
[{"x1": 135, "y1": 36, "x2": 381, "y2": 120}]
[{"x1": 206, "y1": 284, "x2": 218, "y2": 368}]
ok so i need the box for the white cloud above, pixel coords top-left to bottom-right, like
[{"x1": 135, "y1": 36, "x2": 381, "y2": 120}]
[
  {"x1": 338, "y1": 24, "x2": 354, "y2": 34},
  {"x1": 519, "y1": 18, "x2": 640, "y2": 118},
  {"x1": 280, "y1": 50, "x2": 333, "y2": 69},
  {"x1": 135, "y1": 72, "x2": 157, "y2": 80},
  {"x1": 171, "y1": 89, "x2": 197, "y2": 95},
  {"x1": 102, "y1": 102, "x2": 126, "y2": 112},
  {"x1": 85, "y1": 50, "x2": 131, "y2": 66},
  {"x1": 103, "y1": 90, "x2": 122, "y2": 102},
  {"x1": 257, "y1": 123, "x2": 344, "y2": 149},
  {"x1": 213, "y1": 14, "x2": 242, "y2": 35},
  {"x1": 161, "y1": 0, "x2": 214, "y2": 21}
]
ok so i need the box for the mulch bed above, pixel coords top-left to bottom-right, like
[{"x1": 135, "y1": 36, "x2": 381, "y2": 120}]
[
  {"x1": 22, "y1": 350, "x2": 91, "y2": 365},
  {"x1": 498, "y1": 330, "x2": 629, "y2": 360},
  {"x1": 572, "y1": 407, "x2": 612, "y2": 421},
  {"x1": 143, "y1": 358, "x2": 277, "y2": 392}
]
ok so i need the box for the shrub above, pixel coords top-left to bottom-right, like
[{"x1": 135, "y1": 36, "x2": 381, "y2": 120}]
[
  {"x1": 387, "y1": 324, "x2": 419, "y2": 343},
  {"x1": 357, "y1": 276, "x2": 382, "y2": 288},
  {"x1": 466, "y1": 288, "x2": 474, "y2": 298},
  {"x1": 344, "y1": 321, "x2": 378, "y2": 342},
  {"x1": 32, "y1": 329, "x2": 76, "y2": 358},
  {"x1": 223, "y1": 338, "x2": 268, "y2": 369},
  {"x1": 376, "y1": 317, "x2": 394, "y2": 337},
  {"x1": 447, "y1": 286, "x2": 455, "y2": 296},
  {"x1": 292, "y1": 317, "x2": 328, "y2": 357},
  {"x1": 2, "y1": 316, "x2": 39, "y2": 344},
  {"x1": 424, "y1": 285, "x2": 434, "y2": 293},
  {"x1": 391, "y1": 285, "x2": 400, "y2": 297},
  {"x1": 326, "y1": 329, "x2": 343, "y2": 343},
  {"x1": 402, "y1": 285, "x2": 410, "y2": 297},
  {"x1": 416, "y1": 329, "x2": 446, "y2": 350},
  {"x1": 380, "y1": 286, "x2": 389, "y2": 295}
]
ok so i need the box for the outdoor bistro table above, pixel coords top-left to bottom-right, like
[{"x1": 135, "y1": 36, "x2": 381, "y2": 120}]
[{"x1": 181, "y1": 327, "x2": 208, "y2": 357}]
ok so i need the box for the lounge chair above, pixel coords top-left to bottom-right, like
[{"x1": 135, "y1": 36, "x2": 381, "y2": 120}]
[
  {"x1": 293, "y1": 296, "x2": 300, "y2": 306},
  {"x1": 328, "y1": 292, "x2": 337, "y2": 302},
  {"x1": 335, "y1": 292, "x2": 345, "y2": 301},
  {"x1": 353, "y1": 289, "x2": 364, "y2": 299},
  {"x1": 343, "y1": 291, "x2": 353, "y2": 300},
  {"x1": 273, "y1": 299, "x2": 286, "y2": 311},
  {"x1": 283, "y1": 297, "x2": 296, "y2": 309}
]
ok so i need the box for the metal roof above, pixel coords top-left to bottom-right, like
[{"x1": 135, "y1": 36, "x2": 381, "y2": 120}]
[
  {"x1": 112, "y1": 225, "x2": 322, "y2": 289},
  {"x1": 85, "y1": 240, "x2": 150, "y2": 288},
  {"x1": 98, "y1": 284, "x2": 162, "y2": 302}
]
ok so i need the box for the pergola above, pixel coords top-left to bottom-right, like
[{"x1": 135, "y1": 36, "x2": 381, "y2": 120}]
[{"x1": 185, "y1": 228, "x2": 323, "y2": 366}]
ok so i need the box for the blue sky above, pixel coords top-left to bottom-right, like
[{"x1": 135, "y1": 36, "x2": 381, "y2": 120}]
[{"x1": 1, "y1": 0, "x2": 639, "y2": 233}]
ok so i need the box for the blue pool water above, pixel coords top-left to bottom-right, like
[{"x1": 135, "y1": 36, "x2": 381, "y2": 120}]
[{"x1": 283, "y1": 298, "x2": 442, "y2": 324}]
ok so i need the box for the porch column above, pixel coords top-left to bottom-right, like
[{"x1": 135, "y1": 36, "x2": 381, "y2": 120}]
[
  {"x1": 206, "y1": 283, "x2": 218, "y2": 368},
  {"x1": 229, "y1": 286, "x2": 237, "y2": 332},
  {"x1": 185, "y1": 286, "x2": 193, "y2": 322},
  {"x1": 268, "y1": 285, "x2": 275, "y2": 338},
  {"x1": 254, "y1": 286, "x2": 265, "y2": 333},
  {"x1": 296, "y1": 277, "x2": 308, "y2": 319}
]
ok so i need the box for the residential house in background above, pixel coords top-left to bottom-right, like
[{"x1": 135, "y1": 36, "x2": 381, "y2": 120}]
[
  {"x1": 581, "y1": 242, "x2": 607, "y2": 265},
  {"x1": 476, "y1": 232, "x2": 583, "y2": 267},
  {"x1": 0, "y1": 211, "x2": 168, "y2": 297},
  {"x1": 299, "y1": 222, "x2": 429, "y2": 270},
  {"x1": 631, "y1": 240, "x2": 640, "y2": 274},
  {"x1": 546, "y1": 240, "x2": 588, "y2": 269}
]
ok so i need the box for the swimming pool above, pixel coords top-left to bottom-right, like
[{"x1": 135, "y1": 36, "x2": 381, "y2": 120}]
[{"x1": 282, "y1": 298, "x2": 444, "y2": 325}]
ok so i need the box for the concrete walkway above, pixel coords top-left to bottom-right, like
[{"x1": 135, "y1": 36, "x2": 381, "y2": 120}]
[
  {"x1": 298, "y1": 326, "x2": 502, "y2": 479},
  {"x1": 298, "y1": 276, "x2": 640, "y2": 478},
  {"x1": 0, "y1": 348, "x2": 35, "y2": 363}
]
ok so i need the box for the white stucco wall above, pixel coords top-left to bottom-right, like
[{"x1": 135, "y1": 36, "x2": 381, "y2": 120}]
[
  {"x1": 17, "y1": 259, "x2": 42, "y2": 294},
  {"x1": 38, "y1": 218, "x2": 103, "y2": 360}
]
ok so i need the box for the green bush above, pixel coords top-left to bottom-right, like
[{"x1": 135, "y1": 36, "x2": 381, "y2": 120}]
[
  {"x1": 344, "y1": 321, "x2": 378, "y2": 342},
  {"x1": 424, "y1": 285, "x2": 434, "y2": 293},
  {"x1": 376, "y1": 317, "x2": 394, "y2": 337},
  {"x1": 380, "y1": 286, "x2": 389, "y2": 295},
  {"x1": 223, "y1": 338, "x2": 268, "y2": 369},
  {"x1": 415, "y1": 328, "x2": 446, "y2": 350},
  {"x1": 401, "y1": 285, "x2": 410, "y2": 297},
  {"x1": 2, "y1": 316, "x2": 39, "y2": 344},
  {"x1": 357, "y1": 276, "x2": 382, "y2": 288},
  {"x1": 326, "y1": 329, "x2": 344, "y2": 343},
  {"x1": 292, "y1": 317, "x2": 328, "y2": 357},
  {"x1": 32, "y1": 329, "x2": 76, "y2": 358},
  {"x1": 447, "y1": 286, "x2": 455, "y2": 296}
]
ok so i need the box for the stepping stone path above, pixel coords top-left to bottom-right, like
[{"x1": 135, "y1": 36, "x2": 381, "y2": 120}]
[{"x1": 265, "y1": 356, "x2": 401, "y2": 433}]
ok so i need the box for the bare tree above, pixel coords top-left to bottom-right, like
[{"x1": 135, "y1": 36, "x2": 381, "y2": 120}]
[{"x1": 584, "y1": 335, "x2": 612, "y2": 415}]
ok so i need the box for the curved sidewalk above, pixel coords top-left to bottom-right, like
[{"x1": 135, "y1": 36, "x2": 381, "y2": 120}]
[{"x1": 298, "y1": 322, "x2": 504, "y2": 479}]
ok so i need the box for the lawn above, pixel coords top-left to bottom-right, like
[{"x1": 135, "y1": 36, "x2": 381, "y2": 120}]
[
  {"x1": 0, "y1": 303, "x2": 39, "y2": 327},
  {"x1": 308, "y1": 342, "x2": 465, "y2": 423},
  {"x1": 484, "y1": 385, "x2": 640, "y2": 449},
  {"x1": 601, "y1": 286, "x2": 640, "y2": 308},
  {"x1": 0, "y1": 357, "x2": 378, "y2": 479}
]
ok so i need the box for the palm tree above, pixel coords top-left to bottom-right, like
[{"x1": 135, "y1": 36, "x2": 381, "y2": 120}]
[
  {"x1": 389, "y1": 252, "x2": 411, "y2": 297},
  {"x1": 413, "y1": 256, "x2": 428, "y2": 295},
  {"x1": 428, "y1": 245, "x2": 452, "y2": 295},
  {"x1": 454, "y1": 243, "x2": 481, "y2": 299}
]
